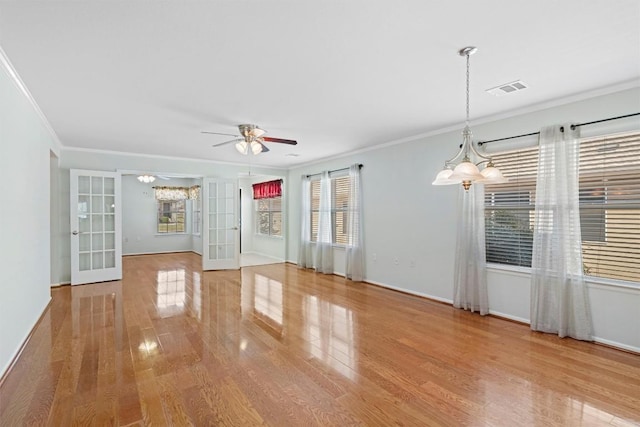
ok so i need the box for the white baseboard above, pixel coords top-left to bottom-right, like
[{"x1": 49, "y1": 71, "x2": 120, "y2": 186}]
[
  {"x1": 123, "y1": 250, "x2": 192, "y2": 256},
  {"x1": 50, "y1": 282, "x2": 71, "y2": 288},
  {"x1": 242, "y1": 252, "x2": 285, "y2": 262},
  {"x1": 363, "y1": 279, "x2": 454, "y2": 305},
  {"x1": 593, "y1": 337, "x2": 640, "y2": 354},
  {"x1": 488, "y1": 310, "x2": 530, "y2": 324}
]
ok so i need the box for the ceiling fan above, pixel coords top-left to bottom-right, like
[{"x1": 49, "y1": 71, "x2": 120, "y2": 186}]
[{"x1": 202, "y1": 124, "x2": 297, "y2": 155}]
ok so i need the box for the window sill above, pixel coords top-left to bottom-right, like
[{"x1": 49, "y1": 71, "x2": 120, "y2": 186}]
[
  {"x1": 309, "y1": 242, "x2": 347, "y2": 249},
  {"x1": 487, "y1": 263, "x2": 639, "y2": 290},
  {"x1": 192, "y1": 233, "x2": 201, "y2": 237},
  {"x1": 255, "y1": 234, "x2": 283, "y2": 240},
  {"x1": 155, "y1": 233, "x2": 188, "y2": 237}
]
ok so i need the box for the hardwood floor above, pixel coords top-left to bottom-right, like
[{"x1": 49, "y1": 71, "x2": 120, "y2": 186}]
[{"x1": 1, "y1": 253, "x2": 639, "y2": 426}]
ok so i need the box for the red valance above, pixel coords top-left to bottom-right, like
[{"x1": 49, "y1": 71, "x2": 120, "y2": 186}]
[{"x1": 253, "y1": 180, "x2": 282, "y2": 199}]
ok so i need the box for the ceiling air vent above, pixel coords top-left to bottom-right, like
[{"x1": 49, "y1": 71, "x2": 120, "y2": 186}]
[{"x1": 486, "y1": 80, "x2": 528, "y2": 97}]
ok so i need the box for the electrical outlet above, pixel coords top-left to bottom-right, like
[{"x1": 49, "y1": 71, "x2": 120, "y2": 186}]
[
  {"x1": 409, "y1": 259, "x2": 416, "y2": 268},
  {"x1": 394, "y1": 257, "x2": 399, "y2": 265},
  {"x1": 372, "y1": 253, "x2": 377, "y2": 262}
]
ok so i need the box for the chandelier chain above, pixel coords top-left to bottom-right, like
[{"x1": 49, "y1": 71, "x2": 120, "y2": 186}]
[{"x1": 465, "y1": 52, "x2": 470, "y2": 127}]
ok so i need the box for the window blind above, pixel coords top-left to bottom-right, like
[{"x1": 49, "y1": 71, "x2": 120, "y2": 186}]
[
  {"x1": 485, "y1": 131, "x2": 640, "y2": 284},
  {"x1": 310, "y1": 173, "x2": 351, "y2": 244},
  {"x1": 578, "y1": 133, "x2": 640, "y2": 282},
  {"x1": 484, "y1": 147, "x2": 537, "y2": 267},
  {"x1": 311, "y1": 180, "x2": 320, "y2": 241},
  {"x1": 333, "y1": 176, "x2": 350, "y2": 245}
]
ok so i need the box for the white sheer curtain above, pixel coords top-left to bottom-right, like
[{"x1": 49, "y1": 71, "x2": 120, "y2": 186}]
[
  {"x1": 315, "y1": 171, "x2": 334, "y2": 274},
  {"x1": 297, "y1": 175, "x2": 314, "y2": 268},
  {"x1": 345, "y1": 164, "x2": 364, "y2": 281},
  {"x1": 453, "y1": 184, "x2": 489, "y2": 315},
  {"x1": 530, "y1": 124, "x2": 593, "y2": 340}
]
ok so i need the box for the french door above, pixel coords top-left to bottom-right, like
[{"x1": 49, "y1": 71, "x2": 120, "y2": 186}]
[
  {"x1": 70, "y1": 170, "x2": 122, "y2": 285},
  {"x1": 202, "y1": 178, "x2": 239, "y2": 270}
]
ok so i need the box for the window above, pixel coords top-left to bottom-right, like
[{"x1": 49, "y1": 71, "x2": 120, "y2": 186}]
[
  {"x1": 310, "y1": 174, "x2": 351, "y2": 245},
  {"x1": 484, "y1": 131, "x2": 640, "y2": 283},
  {"x1": 190, "y1": 185, "x2": 201, "y2": 235},
  {"x1": 192, "y1": 197, "x2": 201, "y2": 235},
  {"x1": 157, "y1": 200, "x2": 186, "y2": 233},
  {"x1": 256, "y1": 196, "x2": 282, "y2": 237}
]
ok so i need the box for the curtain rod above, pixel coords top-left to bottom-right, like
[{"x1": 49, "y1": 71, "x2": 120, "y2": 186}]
[
  {"x1": 477, "y1": 112, "x2": 640, "y2": 146},
  {"x1": 306, "y1": 164, "x2": 363, "y2": 178}
]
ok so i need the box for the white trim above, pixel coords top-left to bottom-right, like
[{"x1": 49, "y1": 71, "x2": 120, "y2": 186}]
[
  {"x1": 586, "y1": 281, "x2": 640, "y2": 294},
  {"x1": 240, "y1": 251, "x2": 285, "y2": 263},
  {"x1": 118, "y1": 169, "x2": 205, "y2": 179},
  {"x1": 50, "y1": 282, "x2": 71, "y2": 288},
  {"x1": 593, "y1": 337, "x2": 640, "y2": 354},
  {"x1": 0, "y1": 45, "x2": 62, "y2": 156},
  {"x1": 487, "y1": 264, "x2": 639, "y2": 291},
  {"x1": 488, "y1": 310, "x2": 530, "y2": 324},
  {"x1": 290, "y1": 80, "x2": 640, "y2": 170},
  {"x1": 487, "y1": 263, "x2": 532, "y2": 277},
  {"x1": 64, "y1": 146, "x2": 288, "y2": 170},
  {"x1": 364, "y1": 279, "x2": 454, "y2": 305},
  {"x1": 123, "y1": 249, "x2": 192, "y2": 256}
]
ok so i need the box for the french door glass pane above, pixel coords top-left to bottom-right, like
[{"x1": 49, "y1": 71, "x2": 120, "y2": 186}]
[
  {"x1": 92, "y1": 252, "x2": 103, "y2": 269},
  {"x1": 79, "y1": 253, "x2": 91, "y2": 271},
  {"x1": 105, "y1": 251, "x2": 115, "y2": 268},
  {"x1": 91, "y1": 176, "x2": 103, "y2": 194},
  {"x1": 92, "y1": 233, "x2": 103, "y2": 251},
  {"x1": 104, "y1": 177, "x2": 115, "y2": 195},
  {"x1": 78, "y1": 176, "x2": 90, "y2": 194},
  {"x1": 104, "y1": 232, "x2": 115, "y2": 250}
]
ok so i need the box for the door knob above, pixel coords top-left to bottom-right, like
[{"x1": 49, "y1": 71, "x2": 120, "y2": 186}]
[{"x1": 72, "y1": 230, "x2": 79, "y2": 235}]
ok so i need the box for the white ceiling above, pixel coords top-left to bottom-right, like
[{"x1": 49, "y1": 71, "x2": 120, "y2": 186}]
[{"x1": 1, "y1": 1, "x2": 639, "y2": 168}]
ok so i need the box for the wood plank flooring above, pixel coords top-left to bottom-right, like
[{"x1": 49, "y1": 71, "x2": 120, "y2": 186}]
[{"x1": 1, "y1": 252, "x2": 639, "y2": 426}]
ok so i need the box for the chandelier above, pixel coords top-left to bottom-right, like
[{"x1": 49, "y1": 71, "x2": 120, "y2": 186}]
[
  {"x1": 432, "y1": 47, "x2": 507, "y2": 190},
  {"x1": 137, "y1": 174, "x2": 156, "y2": 183}
]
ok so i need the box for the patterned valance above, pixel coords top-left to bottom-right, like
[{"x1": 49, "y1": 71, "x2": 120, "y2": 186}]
[
  {"x1": 154, "y1": 185, "x2": 200, "y2": 201},
  {"x1": 189, "y1": 185, "x2": 200, "y2": 200}
]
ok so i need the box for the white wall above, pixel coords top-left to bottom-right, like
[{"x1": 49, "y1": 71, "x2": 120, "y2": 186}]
[
  {"x1": 122, "y1": 176, "x2": 194, "y2": 255},
  {"x1": 239, "y1": 176, "x2": 286, "y2": 260},
  {"x1": 287, "y1": 86, "x2": 640, "y2": 351},
  {"x1": 0, "y1": 53, "x2": 60, "y2": 377}
]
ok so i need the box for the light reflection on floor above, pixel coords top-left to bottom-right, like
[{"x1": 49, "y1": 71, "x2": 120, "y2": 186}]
[
  {"x1": 305, "y1": 295, "x2": 356, "y2": 380},
  {"x1": 156, "y1": 269, "x2": 186, "y2": 315}
]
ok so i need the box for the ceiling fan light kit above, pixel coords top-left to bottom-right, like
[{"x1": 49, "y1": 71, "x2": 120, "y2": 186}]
[
  {"x1": 204, "y1": 124, "x2": 298, "y2": 155},
  {"x1": 432, "y1": 47, "x2": 507, "y2": 190}
]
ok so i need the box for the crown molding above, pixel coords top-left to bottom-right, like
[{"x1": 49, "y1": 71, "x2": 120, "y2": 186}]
[
  {"x1": 62, "y1": 146, "x2": 288, "y2": 171},
  {"x1": 0, "y1": 45, "x2": 62, "y2": 155},
  {"x1": 289, "y1": 80, "x2": 640, "y2": 171}
]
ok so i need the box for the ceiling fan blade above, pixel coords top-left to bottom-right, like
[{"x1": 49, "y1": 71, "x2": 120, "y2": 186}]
[
  {"x1": 259, "y1": 142, "x2": 270, "y2": 153},
  {"x1": 202, "y1": 131, "x2": 239, "y2": 137},
  {"x1": 262, "y1": 136, "x2": 298, "y2": 145},
  {"x1": 212, "y1": 138, "x2": 242, "y2": 147}
]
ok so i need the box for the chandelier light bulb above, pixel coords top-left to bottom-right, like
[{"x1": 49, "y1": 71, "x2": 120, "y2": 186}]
[
  {"x1": 479, "y1": 165, "x2": 508, "y2": 184},
  {"x1": 137, "y1": 174, "x2": 155, "y2": 183}
]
